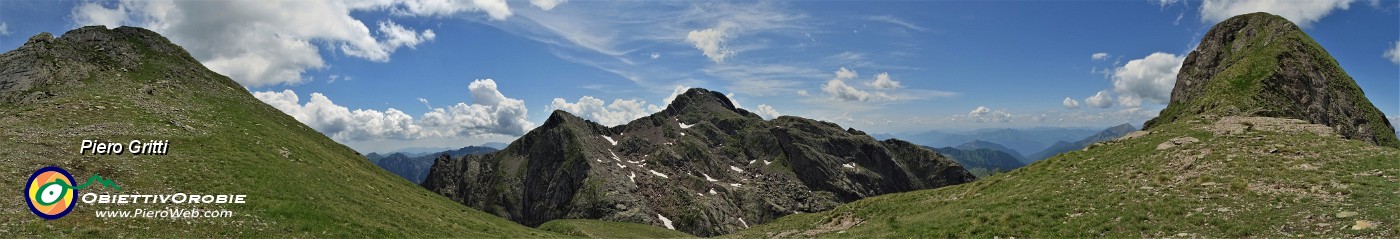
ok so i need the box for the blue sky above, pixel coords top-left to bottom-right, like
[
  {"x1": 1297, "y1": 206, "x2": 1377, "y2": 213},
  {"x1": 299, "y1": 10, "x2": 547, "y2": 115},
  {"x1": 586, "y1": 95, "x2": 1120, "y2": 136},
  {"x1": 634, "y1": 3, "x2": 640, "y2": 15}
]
[{"x1": 2, "y1": 0, "x2": 1397, "y2": 153}]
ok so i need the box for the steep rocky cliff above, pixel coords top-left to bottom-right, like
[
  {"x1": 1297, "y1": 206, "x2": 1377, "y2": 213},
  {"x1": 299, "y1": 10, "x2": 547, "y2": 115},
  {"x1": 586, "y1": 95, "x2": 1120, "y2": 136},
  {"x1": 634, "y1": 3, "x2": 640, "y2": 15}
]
[
  {"x1": 1142, "y1": 12, "x2": 1398, "y2": 148},
  {"x1": 422, "y1": 88, "x2": 974, "y2": 236}
]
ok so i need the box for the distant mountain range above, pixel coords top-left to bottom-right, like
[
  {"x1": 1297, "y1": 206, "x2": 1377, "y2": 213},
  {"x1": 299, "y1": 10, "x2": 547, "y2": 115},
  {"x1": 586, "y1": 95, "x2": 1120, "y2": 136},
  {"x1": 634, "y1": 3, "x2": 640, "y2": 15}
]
[
  {"x1": 1026, "y1": 123, "x2": 1138, "y2": 163},
  {"x1": 379, "y1": 147, "x2": 453, "y2": 157},
  {"x1": 480, "y1": 142, "x2": 510, "y2": 149},
  {"x1": 918, "y1": 123, "x2": 1139, "y2": 177},
  {"x1": 891, "y1": 128, "x2": 1099, "y2": 156},
  {"x1": 926, "y1": 146, "x2": 1024, "y2": 178},
  {"x1": 953, "y1": 140, "x2": 1027, "y2": 161},
  {"x1": 380, "y1": 142, "x2": 509, "y2": 157},
  {"x1": 366, "y1": 145, "x2": 499, "y2": 183}
]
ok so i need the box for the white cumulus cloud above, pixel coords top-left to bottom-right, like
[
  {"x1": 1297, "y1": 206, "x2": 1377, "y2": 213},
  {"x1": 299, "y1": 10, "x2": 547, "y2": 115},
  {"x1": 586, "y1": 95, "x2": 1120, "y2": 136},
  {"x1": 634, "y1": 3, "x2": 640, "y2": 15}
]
[
  {"x1": 834, "y1": 67, "x2": 857, "y2": 80},
  {"x1": 253, "y1": 79, "x2": 532, "y2": 141},
  {"x1": 820, "y1": 67, "x2": 901, "y2": 102},
  {"x1": 663, "y1": 85, "x2": 692, "y2": 105},
  {"x1": 552, "y1": 85, "x2": 693, "y2": 126},
  {"x1": 687, "y1": 27, "x2": 732, "y2": 63},
  {"x1": 1111, "y1": 52, "x2": 1183, "y2": 108},
  {"x1": 726, "y1": 93, "x2": 745, "y2": 109},
  {"x1": 0, "y1": 22, "x2": 10, "y2": 36},
  {"x1": 387, "y1": 0, "x2": 513, "y2": 20},
  {"x1": 1063, "y1": 97, "x2": 1080, "y2": 109},
  {"x1": 754, "y1": 104, "x2": 782, "y2": 119},
  {"x1": 1085, "y1": 90, "x2": 1115, "y2": 109},
  {"x1": 867, "y1": 72, "x2": 903, "y2": 90},
  {"x1": 377, "y1": 20, "x2": 436, "y2": 51},
  {"x1": 823, "y1": 77, "x2": 871, "y2": 102},
  {"x1": 1199, "y1": 0, "x2": 1354, "y2": 28},
  {"x1": 966, "y1": 106, "x2": 1013, "y2": 123},
  {"x1": 551, "y1": 96, "x2": 664, "y2": 126},
  {"x1": 1385, "y1": 40, "x2": 1400, "y2": 65},
  {"x1": 529, "y1": 0, "x2": 568, "y2": 11},
  {"x1": 1092, "y1": 52, "x2": 1109, "y2": 60}
]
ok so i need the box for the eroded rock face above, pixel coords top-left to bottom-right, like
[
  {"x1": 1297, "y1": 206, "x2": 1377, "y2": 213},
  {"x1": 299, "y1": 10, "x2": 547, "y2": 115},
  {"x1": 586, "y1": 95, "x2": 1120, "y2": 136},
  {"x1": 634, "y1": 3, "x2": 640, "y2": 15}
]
[
  {"x1": 1143, "y1": 12, "x2": 1397, "y2": 148},
  {"x1": 422, "y1": 88, "x2": 974, "y2": 236}
]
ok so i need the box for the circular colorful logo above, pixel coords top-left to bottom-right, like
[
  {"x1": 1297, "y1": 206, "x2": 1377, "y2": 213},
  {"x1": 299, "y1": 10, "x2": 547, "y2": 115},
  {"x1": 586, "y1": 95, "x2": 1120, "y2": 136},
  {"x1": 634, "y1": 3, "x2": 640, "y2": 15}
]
[{"x1": 25, "y1": 166, "x2": 76, "y2": 220}]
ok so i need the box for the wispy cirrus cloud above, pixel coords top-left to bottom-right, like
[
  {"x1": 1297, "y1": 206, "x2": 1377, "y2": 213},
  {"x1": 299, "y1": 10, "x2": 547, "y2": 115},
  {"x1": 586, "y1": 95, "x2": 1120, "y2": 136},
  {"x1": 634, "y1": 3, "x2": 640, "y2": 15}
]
[
  {"x1": 1197, "y1": 0, "x2": 1356, "y2": 28},
  {"x1": 477, "y1": 1, "x2": 809, "y2": 91},
  {"x1": 866, "y1": 15, "x2": 928, "y2": 32},
  {"x1": 69, "y1": 0, "x2": 553, "y2": 87}
]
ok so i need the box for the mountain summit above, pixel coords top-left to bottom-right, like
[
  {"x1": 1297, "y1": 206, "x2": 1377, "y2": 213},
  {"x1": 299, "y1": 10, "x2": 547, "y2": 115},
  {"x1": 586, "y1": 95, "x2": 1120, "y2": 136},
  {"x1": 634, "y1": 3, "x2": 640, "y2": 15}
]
[
  {"x1": 661, "y1": 88, "x2": 745, "y2": 117},
  {"x1": 1143, "y1": 12, "x2": 1398, "y2": 148},
  {"x1": 0, "y1": 26, "x2": 555, "y2": 237},
  {"x1": 423, "y1": 87, "x2": 974, "y2": 236},
  {"x1": 731, "y1": 13, "x2": 1400, "y2": 238}
]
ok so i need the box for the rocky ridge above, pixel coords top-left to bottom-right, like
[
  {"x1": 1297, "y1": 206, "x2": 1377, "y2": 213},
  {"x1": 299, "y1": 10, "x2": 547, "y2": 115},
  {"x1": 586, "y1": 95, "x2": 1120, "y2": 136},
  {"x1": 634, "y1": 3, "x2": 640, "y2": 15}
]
[{"x1": 422, "y1": 88, "x2": 974, "y2": 236}]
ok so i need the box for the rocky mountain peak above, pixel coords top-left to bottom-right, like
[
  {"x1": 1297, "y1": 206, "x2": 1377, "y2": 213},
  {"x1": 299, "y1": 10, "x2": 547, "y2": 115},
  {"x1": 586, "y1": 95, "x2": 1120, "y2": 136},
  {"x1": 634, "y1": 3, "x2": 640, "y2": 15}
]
[
  {"x1": 543, "y1": 109, "x2": 589, "y2": 127},
  {"x1": 661, "y1": 88, "x2": 747, "y2": 118},
  {"x1": 538, "y1": 109, "x2": 612, "y2": 137},
  {"x1": 1143, "y1": 12, "x2": 1398, "y2": 148}
]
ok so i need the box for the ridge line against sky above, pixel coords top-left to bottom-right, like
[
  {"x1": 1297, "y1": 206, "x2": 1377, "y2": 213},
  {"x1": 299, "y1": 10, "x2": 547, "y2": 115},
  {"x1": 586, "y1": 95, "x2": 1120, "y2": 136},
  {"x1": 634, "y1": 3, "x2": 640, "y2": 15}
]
[{"x1": 0, "y1": 0, "x2": 1396, "y2": 153}]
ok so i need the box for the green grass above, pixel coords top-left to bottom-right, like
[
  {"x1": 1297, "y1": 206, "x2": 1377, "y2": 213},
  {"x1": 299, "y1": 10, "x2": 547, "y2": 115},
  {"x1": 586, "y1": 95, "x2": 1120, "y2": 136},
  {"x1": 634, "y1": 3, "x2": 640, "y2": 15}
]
[
  {"x1": 539, "y1": 219, "x2": 696, "y2": 238},
  {"x1": 725, "y1": 118, "x2": 1399, "y2": 238},
  {"x1": 0, "y1": 30, "x2": 563, "y2": 237}
]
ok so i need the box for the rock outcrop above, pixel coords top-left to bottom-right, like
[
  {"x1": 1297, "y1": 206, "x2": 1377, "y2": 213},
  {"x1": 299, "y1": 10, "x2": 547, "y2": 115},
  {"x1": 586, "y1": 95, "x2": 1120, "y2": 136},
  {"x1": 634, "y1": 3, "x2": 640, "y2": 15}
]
[
  {"x1": 1143, "y1": 12, "x2": 1397, "y2": 148},
  {"x1": 422, "y1": 88, "x2": 974, "y2": 236}
]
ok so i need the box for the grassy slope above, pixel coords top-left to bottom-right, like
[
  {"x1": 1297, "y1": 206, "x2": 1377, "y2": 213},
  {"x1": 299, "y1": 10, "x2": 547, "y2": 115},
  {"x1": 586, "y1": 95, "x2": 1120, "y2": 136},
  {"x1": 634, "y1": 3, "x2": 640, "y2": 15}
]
[
  {"x1": 0, "y1": 31, "x2": 559, "y2": 237},
  {"x1": 539, "y1": 219, "x2": 696, "y2": 238},
  {"x1": 726, "y1": 118, "x2": 1399, "y2": 237}
]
